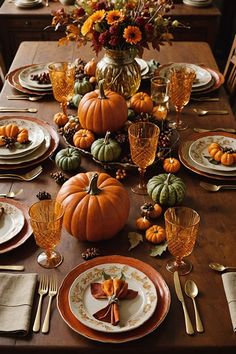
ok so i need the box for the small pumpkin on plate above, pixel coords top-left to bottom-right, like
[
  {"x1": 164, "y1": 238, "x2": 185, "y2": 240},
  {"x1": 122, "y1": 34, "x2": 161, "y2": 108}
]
[
  {"x1": 220, "y1": 152, "x2": 235, "y2": 166},
  {"x1": 17, "y1": 128, "x2": 29, "y2": 144},
  {"x1": 73, "y1": 129, "x2": 95, "y2": 149},
  {"x1": 56, "y1": 172, "x2": 130, "y2": 241},
  {"x1": 136, "y1": 216, "x2": 151, "y2": 231},
  {"x1": 145, "y1": 225, "x2": 166, "y2": 244},
  {"x1": 163, "y1": 157, "x2": 181, "y2": 173},
  {"x1": 130, "y1": 92, "x2": 153, "y2": 114},
  {"x1": 0, "y1": 124, "x2": 19, "y2": 138},
  {"x1": 53, "y1": 112, "x2": 69, "y2": 127},
  {"x1": 55, "y1": 147, "x2": 81, "y2": 172},
  {"x1": 147, "y1": 173, "x2": 186, "y2": 206},
  {"x1": 91, "y1": 131, "x2": 121, "y2": 162},
  {"x1": 208, "y1": 142, "x2": 223, "y2": 162}
]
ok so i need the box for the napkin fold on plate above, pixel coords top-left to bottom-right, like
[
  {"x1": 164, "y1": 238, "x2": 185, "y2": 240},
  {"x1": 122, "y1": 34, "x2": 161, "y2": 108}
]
[
  {"x1": 91, "y1": 278, "x2": 138, "y2": 326},
  {"x1": 222, "y1": 272, "x2": 236, "y2": 332},
  {"x1": 0, "y1": 273, "x2": 37, "y2": 336}
]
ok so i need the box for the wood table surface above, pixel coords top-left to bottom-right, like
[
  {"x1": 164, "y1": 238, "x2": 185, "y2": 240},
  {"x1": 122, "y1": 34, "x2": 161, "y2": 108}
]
[{"x1": 0, "y1": 41, "x2": 235, "y2": 354}]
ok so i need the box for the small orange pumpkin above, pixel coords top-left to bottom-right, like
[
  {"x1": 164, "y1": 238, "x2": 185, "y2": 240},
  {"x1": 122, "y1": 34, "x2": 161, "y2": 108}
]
[
  {"x1": 140, "y1": 202, "x2": 162, "y2": 219},
  {"x1": 84, "y1": 58, "x2": 97, "y2": 76},
  {"x1": 0, "y1": 124, "x2": 19, "y2": 138},
  {"x1": 17, "y1": 128, "x2": 29, "y2": 143},
  {"x1": 130, "y1": 92, "x2": 153, "y2": 114},
  {"x1": 53, "y1": 112, "x2": 69, "y2": 127},
  {"x1": 73, "y1": 129, "x2": 95, "y2": 149},
  {"x1": 221, "y1": 152, "x2": 235, "y2": 166},
  {"x1": 78, "y1": 80, "x2": 128, "y2": 134},
  {"x1": 163, "y1": 157, "x2": 181, "y2": 173},
  {"x1": 145, "y1": 225, "x2": 166, "y2": 244},
  {"x1": 208, "y1": 143, "x2": 223, "y2": 161},
  {"x1": 136, "y1": 216, "x2": 151, "y2": 231}
]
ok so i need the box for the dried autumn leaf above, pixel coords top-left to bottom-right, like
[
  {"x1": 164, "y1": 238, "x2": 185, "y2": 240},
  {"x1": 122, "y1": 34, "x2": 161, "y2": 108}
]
[
  {"x1": 149, "y1": 241, "x2": 168, "y2": 257},
  {"x1": 128, "y1": 232, "x2": 143, "y2": 251}
]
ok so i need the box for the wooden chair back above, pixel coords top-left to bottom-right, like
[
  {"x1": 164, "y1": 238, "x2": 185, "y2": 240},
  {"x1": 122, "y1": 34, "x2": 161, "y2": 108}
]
[{"x1": 223, "y1": 35, "x2": 236, "y2": 108}]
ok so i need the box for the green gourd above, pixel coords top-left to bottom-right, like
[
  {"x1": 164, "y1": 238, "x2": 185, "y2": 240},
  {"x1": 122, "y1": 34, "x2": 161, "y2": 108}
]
[
  {"x1": 72, "y1": 94, "x2": 83, "y2": 108},
  {"x1": 74, "y1": 77, "x2": 93, "y2": 95},
  {"x1": 55, "y1": 147, "x2": 81, "y2": 172},
  {"x1": 147, "y1": 173, "x2": 186, "y2": 206},
  {"x1": 91, "y1": 131, "x2": 121, "y2": 162}
]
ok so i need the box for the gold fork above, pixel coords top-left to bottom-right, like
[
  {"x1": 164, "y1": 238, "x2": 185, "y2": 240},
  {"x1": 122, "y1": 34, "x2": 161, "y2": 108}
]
[
  {"x1": 33, "y1": 274, "x2": 49, "y2": 332},
  {"x1": 42, "y1": 275, "x2": 58, "y2": 334}
]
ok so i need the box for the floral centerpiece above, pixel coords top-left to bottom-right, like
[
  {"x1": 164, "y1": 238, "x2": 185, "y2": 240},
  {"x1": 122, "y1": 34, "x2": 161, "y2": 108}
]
[{"x1": 51, "y1": 0, "x2": 179, "y2": 98}]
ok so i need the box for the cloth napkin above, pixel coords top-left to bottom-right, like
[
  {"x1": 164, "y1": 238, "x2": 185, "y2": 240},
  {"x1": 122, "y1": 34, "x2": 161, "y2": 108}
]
[
  {"x1": 222, "y1": 272, "x2": 236, "y2": 332},
  {"x1": 91, "y1": 278, "x2": 138, "y2": 326},
  {"x1": 0, "y1": 273, "x2": 37, "y2": 336}
]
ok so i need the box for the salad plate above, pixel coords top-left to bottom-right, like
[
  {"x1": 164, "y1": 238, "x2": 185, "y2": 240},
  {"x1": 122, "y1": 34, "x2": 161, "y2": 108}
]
[
  {"x1": 69, "y1": 263, "x2": 157, "y2": 333},
  {"x1": 0, "y1": 202, "x2": 25, "y2": 245}
]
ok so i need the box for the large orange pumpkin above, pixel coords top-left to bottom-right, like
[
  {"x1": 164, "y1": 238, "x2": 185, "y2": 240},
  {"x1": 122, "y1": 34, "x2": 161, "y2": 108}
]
[
  {"x1": 56, "y1": 172, "x2": 130, "y2": 242},
  {"x1": 78, "y1": 80, "x2": 128, "y2": 135}
]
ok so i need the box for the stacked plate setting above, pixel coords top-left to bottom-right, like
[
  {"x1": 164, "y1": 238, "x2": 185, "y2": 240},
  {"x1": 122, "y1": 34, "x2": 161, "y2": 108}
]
[
  {"x1": 178, "y1": 132, "x2": 236, "y2": 180},
  {"x1": 183, "y1": 0, "x2": 212, "y2": 7},
  {"x1": 15, "y1": 0, "x2": 43, "y2": 8},
  {"x1": 158, "y1": 63, "x2": 224, "y2": 96},
  {"x1": 18, "y1": 64, "x2": 52, "y2": 93}
]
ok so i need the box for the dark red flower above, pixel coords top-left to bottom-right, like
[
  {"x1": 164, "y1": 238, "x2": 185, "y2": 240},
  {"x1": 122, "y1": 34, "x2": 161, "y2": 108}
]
[
  {"x1": 109, "y1": 35, "x2": 119, "y2": 46},
  {"x1": 135, "y1": 17, "x2": 146, "y2": 27},
  {"x1": 98, "y1": 30, "x2": 110, "y2": 45},
  {"x1": 74, "y1": 7, "x2": 85, "y2": 17},
  {"x1": 95, "y1": 1, "x2": 108, "y2": 10},
  {"x1": 109, "y1": 24, "x2": 119, "y2": 35},
  {"x1": 145, "y1": 23, "x2": 154, "y2": 36}
]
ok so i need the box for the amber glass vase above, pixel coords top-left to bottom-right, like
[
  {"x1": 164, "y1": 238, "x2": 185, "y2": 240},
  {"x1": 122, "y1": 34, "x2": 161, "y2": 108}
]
[{"x1": 96, "y1": 49, "x2": 141, "y2": 99}]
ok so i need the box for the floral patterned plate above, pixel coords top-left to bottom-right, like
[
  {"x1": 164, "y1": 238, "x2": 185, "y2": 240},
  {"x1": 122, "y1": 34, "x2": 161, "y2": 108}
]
[
  {"x1": 0, "y1": 201, "x2": 25, "y2": 245},
  {"x1": 69, "y1": 263, "x2": 157, "y2": 333},
  {"x1": 57, "y1": 255, "x2": 171, "y2": 343},
  {"x1": 189, "y1": 135, "x2": 236, "y2": 172}
]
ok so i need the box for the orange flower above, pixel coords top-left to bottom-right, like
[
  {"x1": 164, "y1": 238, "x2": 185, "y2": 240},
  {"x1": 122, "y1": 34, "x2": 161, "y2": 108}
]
[
  {"x1": 81, "y1": 17, "x2": 93, "y2": 36},
  {"x1": 106, "y1": 10, "x2": 125, "y2": 25},
  {"x1": 90, "y1": 10, "x2": 106, "y2": 23},
  {"x1": 123, "y1": 26, "x2": 142, "y2": 44},
  {"x1": 81, "y1": 10, "x2": 106, "y2": 36}
]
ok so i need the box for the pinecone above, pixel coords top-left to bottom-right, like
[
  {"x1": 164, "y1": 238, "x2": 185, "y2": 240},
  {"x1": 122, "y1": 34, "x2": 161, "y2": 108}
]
[
  {"x1": 2, "y1": 136, "x2": 16, "y2": 149},
  {"x1": 114, "y1": 132, "x2": 127, "y2": 144},
  {"x1": 50, "y1": 171, "x2": 68, "y2": 184},
  {"x1": 36, "y1": 191, "x2": 52, "y2": 200},
  {"x1": 81, "y1": 247, "x2": 101, "y2": 261},
  {"x1": 63, "y1": 127, "x2": 77, "y2": 140}
]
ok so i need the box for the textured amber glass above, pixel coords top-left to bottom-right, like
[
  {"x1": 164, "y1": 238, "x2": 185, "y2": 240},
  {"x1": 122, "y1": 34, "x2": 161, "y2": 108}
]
[{"x1": 96, "y1": 49, "x2": 141, "y2": 99}]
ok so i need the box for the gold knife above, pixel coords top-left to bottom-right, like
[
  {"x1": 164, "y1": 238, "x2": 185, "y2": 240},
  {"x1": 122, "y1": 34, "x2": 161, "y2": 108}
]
[
  {"x1": 0, "y1": 265, "x2": 24, "y2": 271},
  {"x1": 174, "y1": 271, "x2": 194, "y2": 335}
]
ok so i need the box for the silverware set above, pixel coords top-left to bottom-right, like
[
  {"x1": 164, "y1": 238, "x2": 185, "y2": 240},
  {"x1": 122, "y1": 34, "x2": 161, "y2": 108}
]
[
  {"x1": 0, "y1": 107, "x2": 38, "y2": 113},
  {"x1": 193, "y1": 108, "x2": 229, "y2": 116},
  {"x1": 200, "y1": 182, "x2": 236, "y2": 192},
  {"x1": 33, "y1": 274, "x2": 58, "y2": 334},
  {"x1": 174, "y1": 271, "x2": 204, "y2": 335},
  {"x1": 7, "y1": 94, "x2": 44, "y2": 101},
  {"x1": 0, "y1": 165, "x2": 43, "y2": 181}
]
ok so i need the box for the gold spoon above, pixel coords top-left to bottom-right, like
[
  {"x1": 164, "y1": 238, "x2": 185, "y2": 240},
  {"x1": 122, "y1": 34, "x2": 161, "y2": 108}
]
[
  {"x1": 0, "y1": 189, "x2": 23, "y2": 198},
  {"x1": 200, "y1": 182, "x2": 236, "y2": 192},
  {"x1": 193, "y1": 108, "x2": 229, "y2": 116},
  {"x1": 209, "y1": 262, "x2": 236, "y2": 272},
  {"x1": 185, "y1": 280, "x2": 204, "y2": 333}
]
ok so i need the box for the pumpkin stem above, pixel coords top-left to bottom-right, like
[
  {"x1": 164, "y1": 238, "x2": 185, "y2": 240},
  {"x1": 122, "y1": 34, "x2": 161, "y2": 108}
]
[
  {"x1": 165, "y1": 173, "x2": 171, "y2": 185},
  {"x1": 104, "y1": 131, "x2": 111, "y2": 144},
  {"x1": 87, "y1": 173, "x2": 101, "y2": 195},
  {"x1": 98, "y1": 80, "x2": 107, "y2": 100}
]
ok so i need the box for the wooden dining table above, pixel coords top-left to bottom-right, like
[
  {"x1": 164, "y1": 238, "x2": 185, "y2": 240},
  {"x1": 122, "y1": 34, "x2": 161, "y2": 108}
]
[{"x1": 0, "y1": 41, "x2": 235, "y2": 354}]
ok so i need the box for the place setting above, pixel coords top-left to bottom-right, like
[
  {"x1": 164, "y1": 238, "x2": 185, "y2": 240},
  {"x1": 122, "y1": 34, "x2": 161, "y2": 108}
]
[
  {"x1": 0, "y1": 115, "x2": 59, "y2": 170},
  {"x1": 14, "y1": 0, "x2": 43, "y2": 9}
]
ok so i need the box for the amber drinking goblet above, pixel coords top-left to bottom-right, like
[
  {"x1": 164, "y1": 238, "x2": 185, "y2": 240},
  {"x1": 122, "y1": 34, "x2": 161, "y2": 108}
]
[
  {"x1": 48, "y1": 62, "x2": 75, "y2": 119},
  {"x1": 169, "y1": 66, "x2": 196, "y2": 130},
  {"x1": 151, "y1": 76, "x2": 170, "y2": 121},
  {"x1": 128, "y1": 121, "x2": 160, "y2": 195},
  {"x1": 29, "y1": 200, "x2": 64, "y2": 269},
  {"x1": 164, "y1": 207, "x2": 200, "y2": 275}
]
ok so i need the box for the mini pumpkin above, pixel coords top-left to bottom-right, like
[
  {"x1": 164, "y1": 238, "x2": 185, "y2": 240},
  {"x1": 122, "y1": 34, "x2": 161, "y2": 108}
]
[
  {"x1": 163, "y1": 157, "x2": 181, "y2": 173},
  {"x1": 136, "y1": 216, "x2": 151, "y2": 231},
  {"x1": 91, "y1": 131, "x2": 121, "y2": 162},
  {"x1": 56, "y1": 172, "x2": 130, "y2": 241},
  {"x1": 208, "y1": 142, "x2": 223, "y2": 161},
  {"x1": 145, "y1": 225, "x2": 166, "y2": 244},
  {"x1": 147, "y1": 173, "x2": 186, "y2": 206},
  {"x1": 78, "y1": 80, "x2": 128, "y2": 134},
  {"x1": 74, "y1": 77, "x2": 93, "y2": 95},
  {"x1": 220, "y1": 152, "x2": 235, "y2": 166},
  {"x1": 53, "y1": 112, "x2": 69, "y2": 127},
  {"x1": 73, "y1": 129, "x2": 95, "y2": 149},
  {"x1": 130, "y1": 92, "x2": 153, "y2": 114},
  {"x1": 0, "y1": 124, "x2": 19, "y2": 138},
  {"x1": 140, "y1": 202, "x2": 162, "y2": 219},
  {"x1": 17, "y1": 128, "x2": 29, "y2": 143},
  {"x1": 72, "y1": 94, "x2": 83, "y2": 108},
  {"x1": 55, "y1": 147, "x2": 81, "y2": 172},
  {"x1": 84, "y1": 58, "x2": 97, "y2": 77}
]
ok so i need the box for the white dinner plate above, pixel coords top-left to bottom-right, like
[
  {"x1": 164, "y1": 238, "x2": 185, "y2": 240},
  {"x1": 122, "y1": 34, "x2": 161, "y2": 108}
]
[
  {"x1": 189, "y1": 135, "x2": 236, "y2": 172},
  {"x1": 0, "y1": 202, "x2": 25, "y2": 245},
  {"x1": 0, "y1": 118, "x2": 45, "y2": 158},
  {"x1": 69, "y1": 263, "x2": 158, "y2": 333},
  {"x1": 0, "y1": 126, "x2": 51, "y2": 165},
  {"x1": 135, "y1": 58, "x2": 149, "y2": 76},
  {"x1": 19, "y1": 64, "x2": 52, "y2": 90},
  {"x1": 183, "y1": 0, "x2": 212, "y2": 7},
  {"x1": 15, "y1": 0, "x2": 42, "y2": 8},
  {"x1": 159, "y1": 63, "x2": 212, "y2": 88}
]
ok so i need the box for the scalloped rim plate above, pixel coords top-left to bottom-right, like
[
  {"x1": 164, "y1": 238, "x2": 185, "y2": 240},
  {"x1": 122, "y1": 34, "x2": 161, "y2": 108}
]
[
  {"x1": 189, "y1": 135, "x2": 236, "y2": 172},
  {"x1": 0, "y1": 201, "x2": 25, "y2": 245},
  {"x1": 69, "y1": 263, "x2": 157, "y2": 333}
]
